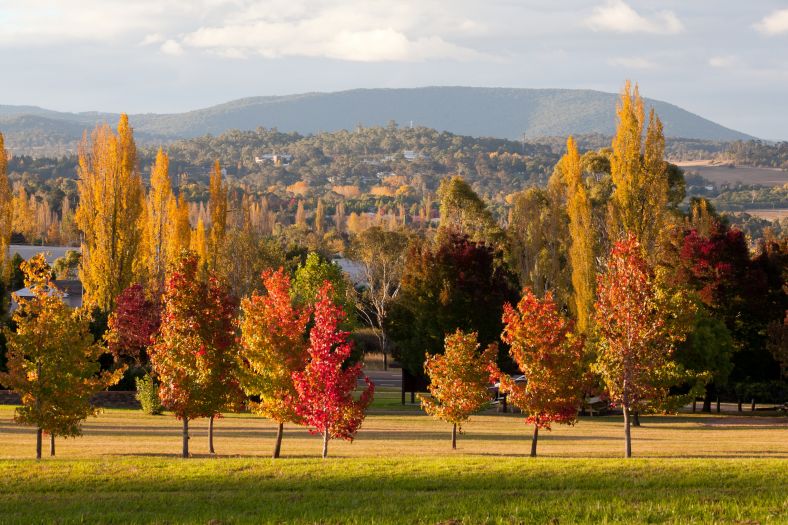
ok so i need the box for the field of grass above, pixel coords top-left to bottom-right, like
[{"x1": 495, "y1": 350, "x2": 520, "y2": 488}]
[
  {"x1": 1, "y1": 401, "x2": 787, "y2": 524},
  {"x1": 675, "y1": 161, "x2": 788, "y2": 187}
]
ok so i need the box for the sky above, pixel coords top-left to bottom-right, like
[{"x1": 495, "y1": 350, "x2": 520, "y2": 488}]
[{"x1": 1, "y1": 0, "x2": 787, "y2": 139}]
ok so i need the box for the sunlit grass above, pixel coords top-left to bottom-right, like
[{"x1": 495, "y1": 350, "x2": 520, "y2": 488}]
[{"x1": 0, "y1": 404, "x2": 786, "y2": 523}]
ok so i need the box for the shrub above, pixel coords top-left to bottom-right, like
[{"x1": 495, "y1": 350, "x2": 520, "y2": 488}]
[{"x1": 135, "y1": 373, "x2": 163, "y2": 415}]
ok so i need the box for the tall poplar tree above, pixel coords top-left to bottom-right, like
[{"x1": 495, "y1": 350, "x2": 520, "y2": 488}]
[
  {"x1": 608, "y1": 81, "x2": 670, "y2": 259},
  {"x1": 208, "y1": 160, "x2": 227, "y2": 270},
  {"x1": 167, "y1": 194, "x2": 192, "y2": 263},
  {"x1": 145, "y1": 148, "x2": 173, "y2": 291},
  {"x1": 76, "y1": 114, "x2": 146, "y2": 312},
  {"x1": 561, "y1": 137, "x2": 595, "y2": 332},
  {"x1": 0, "y1": 132, "x2": 11, "y2": 283}
]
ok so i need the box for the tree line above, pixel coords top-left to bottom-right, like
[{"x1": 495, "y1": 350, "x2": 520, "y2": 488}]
[{"x1": 0, "y1": 81, "x2": 785, "y2": 460}]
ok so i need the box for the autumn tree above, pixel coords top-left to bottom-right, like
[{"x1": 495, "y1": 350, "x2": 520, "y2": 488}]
[
  {"x1": 500, "y1": 289, "x2": 586, "y2": 457},
  {"x1": 349, "y1": 227, "x2": 410, "y2": 370},
  {"x1": 293, "y1": 282, "x2": 374, "y2": 458},
  {"x1": 150, "y1": 252, "x2": 242, "y2": 457},
  {"x1": 76, "y1": 114, "x2": 146, "y2": 312},
  {"x1": 389, "y1": 234, "x2": 518, "y2": 376},
  {"x1": 105, "y1": 283, "x2": 162, "y2": 368},
  {"x1": 608, "y1": 81, "x2": 670, "y2": 258},
  {"x1": 421, "y1": 330, "x2": 498, "y2": 449},
  {"x1": 208, "y1": 160, "x2": 227, "y2": 270},
  {"x1": 238, "y1": 268, "x2": 310, "y2": 458},
  {"x1": 0, "y1": 255, "x2": 122, "y2": 458},
  {"x1": 168, "y1": 194, "x2": 192, "y2": 262},
  {"x1": 191, "y1": 218, "x2": 208, "y2": 272},
  {"x1": 145, "y1": 148, "x2": 173, "y2": 291},
  {"x1": 292, "y1": 252, "x2": 353, "y2": 315},
  {"x1": 0, "y1": 132, "x2": 11, "y2": 283},
  {"x1": 593, "y1": 235, "x2": 685, "y2": 458},
  {"x1": 561, "y1": 137, "x2": 596, "y2": 332},
  {"x1": 437, "y1": 176, "x2": 504, "y2": 247}
]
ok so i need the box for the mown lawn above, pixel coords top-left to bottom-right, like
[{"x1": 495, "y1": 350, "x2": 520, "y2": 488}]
[{"x1": 0, "y1": 403, "x2": 786, "y2": 524}]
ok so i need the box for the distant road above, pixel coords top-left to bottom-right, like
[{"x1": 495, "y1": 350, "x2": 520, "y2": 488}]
[{"x1": 360, "y1": 370, "x2": 401, "y2": 389}]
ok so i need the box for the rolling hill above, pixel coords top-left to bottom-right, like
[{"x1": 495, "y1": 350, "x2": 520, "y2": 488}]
[{"x1": 0, "y1": 87, "x2": 752, "y2": 155}]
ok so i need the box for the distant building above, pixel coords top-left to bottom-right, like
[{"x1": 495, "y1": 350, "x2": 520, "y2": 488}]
[
  {"x1": 255, "y1": 153, "x2": 292, "y2": 166},
  {"x1": 10, "y1": 280, "x2": 84, "y2": 312}
]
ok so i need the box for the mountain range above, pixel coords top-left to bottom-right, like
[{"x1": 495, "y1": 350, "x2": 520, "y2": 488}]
[{"x1": 0, "y1": 87, "x2": 752, "y2": 155}]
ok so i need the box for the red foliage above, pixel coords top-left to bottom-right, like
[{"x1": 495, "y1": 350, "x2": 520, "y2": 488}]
[
  {"x1": 151, "y1": 253, "x2": 243, "y2": 421},
  {"x1": 106, "y1": 283, "x2": 161, "y2": 366},
  {"x1": 501, "y1": 289, "x2": 586, "y2": 430},
  {"x1": 293, "y1": 282, "x2": 374, "y2": 443}
]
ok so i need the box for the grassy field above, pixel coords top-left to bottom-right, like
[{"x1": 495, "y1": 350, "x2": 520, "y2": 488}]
[
  {"x1": 1, "y1": 400, "x2": 787, "y2": 524},
  {"x1": 675, "y1": 161, "x2": 788, "y2": 187}
]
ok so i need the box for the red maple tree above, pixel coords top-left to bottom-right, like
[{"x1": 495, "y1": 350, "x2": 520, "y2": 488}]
[
  {"x1": 500, "y1": 288, "x2": 586, "y2": 456},
  {"x1": 150, "y1": 252, "x2": 242, "y2": 457},
  {"x1": 106, "y1": 283, "x2": 162, "y2": 367},
  {"x1": 292, "y1": 282, "x2": 374, "y2": 458},
  {"x1": 593, "y1": 234, "x2": 677, "y2": 458}
]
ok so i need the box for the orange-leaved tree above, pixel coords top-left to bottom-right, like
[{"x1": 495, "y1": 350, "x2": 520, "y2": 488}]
[
  {"x1": 293, "y1": 282, "x2": 374, "y2": 458},
  {"x1": 593, "y1": 234, "x2": 677, "y2": 458},
  {"x1": 239, "y1": 268, "x2": 310, "y2": 458},
  {"x1": 0, "y1": 255, "x2": 122, "y2": 459},
  {"x1": 500, "y1": 288, "x2": 586, "y2": 457},
  {"x1": 421, "y1": 330, "x2": 499, "y2": 449},
  {"x1": 150, "y1": 251, "x2": 242, "y2": 457}
]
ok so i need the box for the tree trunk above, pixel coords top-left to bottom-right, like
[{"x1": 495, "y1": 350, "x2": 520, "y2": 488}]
[
  {"x1": 36, "y1": 428, "x2": 42, "y2": 460},
  {"x1": 383, "y1": 352, "x2": 388, "y2": 371},
  {"x1": 716, "y1": 398, "x2": 721, "y2": 414},
  {"x1": 273, "y1": 422, "x2": 284, "y2": 459},
  {"x1": 182, "y1": 417, "x2": 190, "y2": 458},
  {"x1": 632, "y1": 411, "x2": 641, "y2": 427},
  {"x1": 209, "y1": 415, "x2": 215, "y2": 454},
  {"x1": 322, "y1": 431, "x2": 329, "y2": 459},
  {"x1": 50, "y1": 433, "x2": 55, "y2": 457},
  {"x1": 623, "y1": 405, "x2": 632, "y2": 458},
  {"x1": 451, "y1": 423, "x2": 457, "y2": 450},
  {"x1": 530, "y1": 424, "x2": 539, "y2": 457},
  {"x1": 702, "y1": 383, "x2": 716, "y2": 413}
]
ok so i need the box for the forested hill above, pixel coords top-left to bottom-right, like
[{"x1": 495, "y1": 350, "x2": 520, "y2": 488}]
[{"x1": 1, "y1": 87, "x2": 751, "y2": 155}]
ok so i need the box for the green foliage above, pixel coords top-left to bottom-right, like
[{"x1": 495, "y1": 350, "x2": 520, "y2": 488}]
[
  {"x1": 292, "y1": 252, "x2": 353, "y2": 317},
  {"x1": 135, "y1": 373, "x2": 163, "y2": 415}
]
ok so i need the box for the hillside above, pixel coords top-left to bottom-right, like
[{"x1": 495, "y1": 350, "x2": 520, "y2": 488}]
[{"x1": 0, "y1": 87, "x2": 752, "y2": 155}]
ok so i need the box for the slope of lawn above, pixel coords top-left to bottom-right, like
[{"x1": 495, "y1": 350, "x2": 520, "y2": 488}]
[{"x1": 1, "y1": 402, "x2": 787, "y2": 524}]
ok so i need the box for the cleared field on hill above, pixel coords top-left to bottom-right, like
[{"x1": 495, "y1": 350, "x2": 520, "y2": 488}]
[
  {"x1": 677, "y1": 161, "x2": 788, "y2": 187},
  {"x1": 745, "y1": 208, "x2": 788, "y2": 220},
  {"x1": 1, "y1": 403, "x2": 787, "y2": 523}
]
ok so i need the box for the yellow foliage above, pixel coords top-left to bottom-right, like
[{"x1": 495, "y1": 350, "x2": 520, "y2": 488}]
[{"x1": 75, "y1": 115, "x2": 146, "y2": 312}]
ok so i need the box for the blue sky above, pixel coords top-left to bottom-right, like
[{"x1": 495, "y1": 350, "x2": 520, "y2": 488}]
[{"x1": 1, "y1": 0, "x2": 787, "y2": 139}]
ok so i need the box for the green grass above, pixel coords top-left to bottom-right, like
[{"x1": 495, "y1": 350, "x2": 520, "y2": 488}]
[
  {"x1": 1, "y1": 457, "x2": 786, "y2": 524},
  {"x1": 1, "y1": 404, "x2": 787, "y2": 524}
]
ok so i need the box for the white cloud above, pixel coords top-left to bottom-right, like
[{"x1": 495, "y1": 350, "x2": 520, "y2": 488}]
[
  {"x1": 708, "y1": 55, "x2": 739, "y2": 68},
  {"x1": 178, "y1": 2, "x2": 492, "y2": 62},
  {"x1": 587, "y1": 0, "x2": 683, "y2": 35},
  {"x1": 141, "y1": 33, "x2": 165, "y2": 46},
  {"x1": 160, "y1": 39, "x2": 184, "y2": 56},
  {"x1": 608, "y1": 56, "x2": 658, "y2": 69},
  {"x1": 755, "y1": 9, "x2": 788, "y2": 35}
]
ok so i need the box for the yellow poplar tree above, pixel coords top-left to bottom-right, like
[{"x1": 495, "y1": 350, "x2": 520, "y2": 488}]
[
  {"x1": 76, "y1": 114, "x2": 146, "y2": 312},
  {"x1": 191, "y1": 218, "x2": 208, "y2": 271},
  {"x1": 0, "y1": 133, "x2": 11, "y2": 281},
  {"x1": 145, "y1": 148, "x2": 173, "y2": 291},
  {"x1": 167, "y1": 194, "x2": 192, "y2": 263},
  {"x1": 608, "y1": 81, "x2": 669, "y2": 258},
  {"x1": 208, "y1": 160, "x2": 227, "y2": 270},
  {"x1": 561, "y1": 136, "x2": 595, "y2": 333}
]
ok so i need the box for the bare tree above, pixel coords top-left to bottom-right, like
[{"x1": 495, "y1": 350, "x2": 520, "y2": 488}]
[{"x1": 350, "y1": 227, "x2": 410, "y2": 370}]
